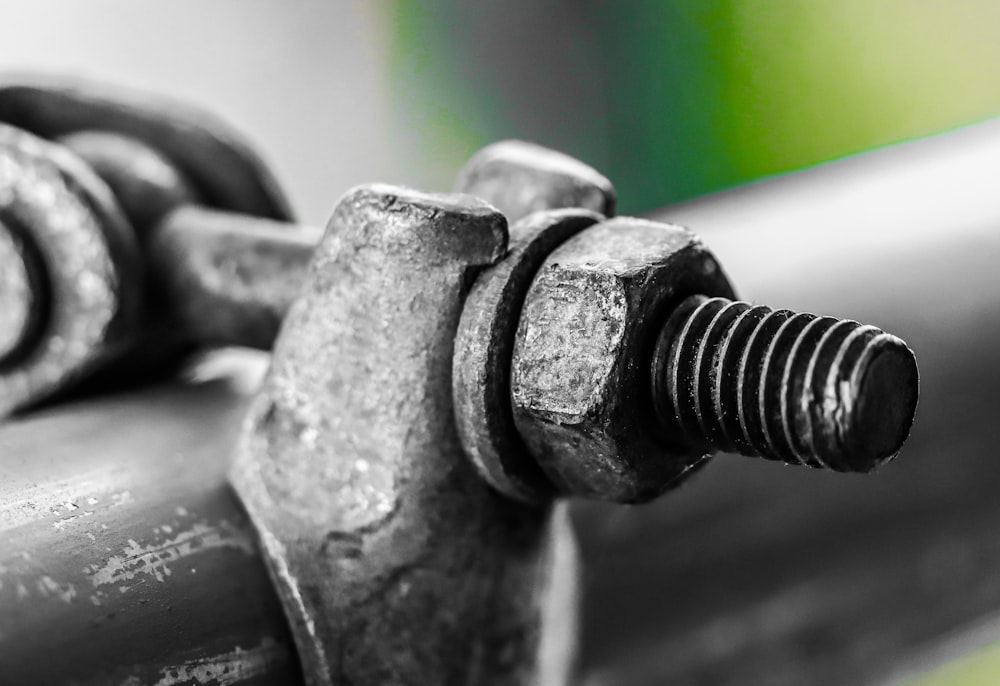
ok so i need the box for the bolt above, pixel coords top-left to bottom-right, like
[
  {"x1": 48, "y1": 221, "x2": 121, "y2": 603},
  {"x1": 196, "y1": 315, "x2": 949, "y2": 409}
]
[
  {"x1": 498, "y1": 217, "x2": 918, "y2": 503},
  {"x1": 651, "y1": 296, "x2": 918, "y2": 472}
]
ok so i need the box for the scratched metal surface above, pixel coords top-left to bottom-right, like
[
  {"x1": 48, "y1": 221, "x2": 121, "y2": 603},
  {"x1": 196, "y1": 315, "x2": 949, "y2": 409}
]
[{"x1": 0, "y1": 353, "x2": 301, "y2": 685}]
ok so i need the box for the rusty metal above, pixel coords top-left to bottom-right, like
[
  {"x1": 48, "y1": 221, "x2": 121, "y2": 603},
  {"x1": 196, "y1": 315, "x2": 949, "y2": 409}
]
[{"x1": 230, "y1": 186, "x2": 576, "y2": 686}]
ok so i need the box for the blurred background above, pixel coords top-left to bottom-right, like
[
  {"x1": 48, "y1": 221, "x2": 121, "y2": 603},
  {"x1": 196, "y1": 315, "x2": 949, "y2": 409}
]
[
  {"x1": 2, "y1": 2, "x2": 999, "y2": 684},
  {"x1": 3, "y1": 0, "x2": 1000, "y2": 223}
]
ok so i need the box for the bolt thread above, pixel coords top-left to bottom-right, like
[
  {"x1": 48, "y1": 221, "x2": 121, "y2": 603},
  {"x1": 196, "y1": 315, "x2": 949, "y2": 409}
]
[{"x1": 652, "y1": 296, "x2": 918, "y2": 472}]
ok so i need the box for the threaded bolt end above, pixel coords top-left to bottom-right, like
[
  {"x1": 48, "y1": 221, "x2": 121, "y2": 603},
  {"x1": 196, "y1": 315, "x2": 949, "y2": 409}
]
[{"x1": 652, "y1": 296, "x2": 919, "y2": 472}]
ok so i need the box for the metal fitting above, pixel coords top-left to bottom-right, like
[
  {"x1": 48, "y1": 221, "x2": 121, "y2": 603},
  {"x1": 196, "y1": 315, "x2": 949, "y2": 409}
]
[
  {"x1": 231, "y1": 185, "x2": 578, "y2": 686},
  {"x1": 0, "y1": 77, "x2": 615, "y2": 417},
  {"x1": 457, "y1": 216, "x2": 918, "y2": 503}
]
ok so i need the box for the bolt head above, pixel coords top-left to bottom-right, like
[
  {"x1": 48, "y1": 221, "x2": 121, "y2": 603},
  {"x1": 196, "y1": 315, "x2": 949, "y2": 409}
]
[
  {"x1": 510, "y1": 218, "x2": 735, "y2": 503},
  {"x1": 455, "y1": 140, "x2": 615, "y2": 224}
]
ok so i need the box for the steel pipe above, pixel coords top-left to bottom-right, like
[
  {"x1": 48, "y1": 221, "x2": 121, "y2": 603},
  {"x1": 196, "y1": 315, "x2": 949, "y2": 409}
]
[{"x1": 0, "y1": 353, "x2": 300, "y2": 685}]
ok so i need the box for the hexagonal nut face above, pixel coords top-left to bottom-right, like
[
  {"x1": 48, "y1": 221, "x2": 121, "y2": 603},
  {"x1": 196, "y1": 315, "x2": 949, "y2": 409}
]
[{"x1": 510, "y1": 217, "x2": 736, "y2": 503}]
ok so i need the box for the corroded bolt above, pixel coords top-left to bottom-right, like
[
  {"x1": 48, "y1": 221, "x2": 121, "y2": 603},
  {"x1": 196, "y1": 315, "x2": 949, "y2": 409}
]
[
  {"x1": 459, "y1": 216, "x2": 919, "y2": 504},
  {"x1": 651, "y1": 296, "x2": 919, "y2": 472}
]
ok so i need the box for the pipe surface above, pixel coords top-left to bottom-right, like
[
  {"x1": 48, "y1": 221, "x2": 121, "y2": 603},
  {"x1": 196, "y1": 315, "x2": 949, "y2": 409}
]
[{"x1": 0, "y1": 353, "x2": 301, "y2": 685}]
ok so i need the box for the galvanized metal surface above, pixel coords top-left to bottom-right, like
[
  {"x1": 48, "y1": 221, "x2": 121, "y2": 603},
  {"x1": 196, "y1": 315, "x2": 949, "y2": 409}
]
[
  {"x1": 152, "y1": 207, "x2": 318, "y2": 350},
  {"x1": 1, "y1": 119, "x2": 997, "y2": 685},
  {"x1": 510, "y1": 217, "x2": 735, "y2": 503},
  {"x1": 453, "y1": 208, "x2": 604, "y2": 504},
  {"x1": 59, "y1": 131, "x2": 321, "y2": 352},
  {"x1": 230, "y1": 185, "x2": 575, "y2": 686},
  {"x1": 0, "y1": 124, "x2": 142, "y2": 417}
]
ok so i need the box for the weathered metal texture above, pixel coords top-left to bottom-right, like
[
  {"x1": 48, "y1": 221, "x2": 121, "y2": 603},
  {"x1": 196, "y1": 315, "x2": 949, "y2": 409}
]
[
  {"x1": 52, "y1": 129, "x2": 210, "y2": 390},
  {"x1": 59, "y1": 130, "x2": 200, "y2": 242},
  {"x1": 455, "y1": 140, "x2": 616, "y2": 224},
  {"x1": 0, "y1": 353, "x2": 301, "y2": 685},
  {"x1": 0, "y1": 124, "x2": 142, "y2": 417},
  {"x1": 0, "y1": 120, "x2": 995, "y2": 686},
  {"x1": 652, "y1": 296, "x2": 918, "y2": 471},
  {"x1": 61, "y1": 132, "x2": 319, "y2": 350},
  {"x1": 0, "y1": 220, "x2": 38, "y2": 361},
  {"x1": 510, "y1": 218, "x2": 736, "y2": 503},
  {"x1": 573, "y1": 118, "x2": 1000, "y2": 685},
  {"x1": 0, "y1": 75, "x2": 293, "y2": 221},
  {"x1": 0, "y1": 126, "x2": 310, "y2": 415},
  {"x1": 453, "y1": 209, "x2": 604, "y2": 504},
  {"x1": 152, "y1": 207, "x2": 318, "y2": 350},
  {"x1": 231, "y1": 185, "x2": 575, "y2": 686}
]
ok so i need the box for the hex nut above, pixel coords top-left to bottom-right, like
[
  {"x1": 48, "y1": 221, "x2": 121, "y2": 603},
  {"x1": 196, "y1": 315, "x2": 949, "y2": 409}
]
[
  {"x1": 510, "y1": 217, "x2": 736, "y2": 503},
  {"x1": 453, "y1": 208, "x2": 605, "y2": 504}
]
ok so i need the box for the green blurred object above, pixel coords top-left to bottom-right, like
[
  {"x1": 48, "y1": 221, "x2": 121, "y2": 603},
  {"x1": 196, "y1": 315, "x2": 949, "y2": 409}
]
[
  {"x1": 386, "y1": 0, "x2": 1000, "y2": 213},
  {"x1": 901, "y1": 638, "x2": 1000, "y2": 686}
]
